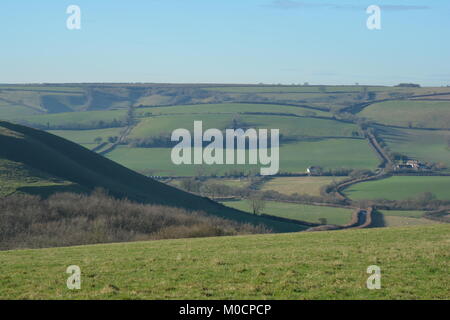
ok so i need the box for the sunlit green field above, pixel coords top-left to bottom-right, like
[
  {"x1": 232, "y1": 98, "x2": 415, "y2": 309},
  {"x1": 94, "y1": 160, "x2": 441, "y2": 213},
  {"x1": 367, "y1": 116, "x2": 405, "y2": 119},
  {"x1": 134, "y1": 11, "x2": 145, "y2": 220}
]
[
  {"x1": 359, "y1": 100, "x2": 450, "y2": 129},
  {"x1": 378, "y1": 126, "x2": 450, "y2": 170},
  {"x1": 344, "y1": 176, "x2": 450, "y2": 201},
  {"x1": 374, "y1": 210, "x2": 438, "y2": 228},
  {"x1": 261, "y1": 176, "x2": 346, "y2": 196},
  {"x1": 48, "y1": 127, "x2": 125, "y2": 149},
  {"x1": 135, "y1": 103, "x2": 331, "y2": 117},
  {"x1": 221, "y1": 200, "x2": 353, "y2": 225},
  {"x1": 129, "y1": 113, "x2": 360, "y2": 140},
  {"x1": 106, "y1": 138, "x2": 379, "y2": 176},
  {"x1": 0, "y1": 159, "x2": 75, "y2": 197},
  {"x1": 17, "y1": 109, "x2": 127, "y2": 128},
  {"x1": 1, "y1": 224, "x2": 448, "y2": 299}
]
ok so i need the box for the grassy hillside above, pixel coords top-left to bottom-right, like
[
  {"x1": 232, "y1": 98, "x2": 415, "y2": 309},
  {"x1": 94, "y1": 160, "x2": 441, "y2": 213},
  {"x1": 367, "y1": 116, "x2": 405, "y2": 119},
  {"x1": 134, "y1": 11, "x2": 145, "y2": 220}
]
[
  {"x1": 0, "y1": 224, "x2": 448, "y2": 299},
  {"x1": 359, "y1": 100, "x2": 450, "y2": 129},
  {"x1": 0, "y1": 121, "x2": 302, "y2": 233},
  {"x1": 378, "y1": 126, "x2": 450, "y2": 170}
]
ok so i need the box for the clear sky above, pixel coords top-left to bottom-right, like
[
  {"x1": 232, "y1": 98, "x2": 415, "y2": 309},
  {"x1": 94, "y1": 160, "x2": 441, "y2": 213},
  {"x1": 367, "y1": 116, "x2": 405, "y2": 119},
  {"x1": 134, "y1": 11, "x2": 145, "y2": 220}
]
[{"x1": 0, "y1": 0, "x2": 449, "y2": 86}]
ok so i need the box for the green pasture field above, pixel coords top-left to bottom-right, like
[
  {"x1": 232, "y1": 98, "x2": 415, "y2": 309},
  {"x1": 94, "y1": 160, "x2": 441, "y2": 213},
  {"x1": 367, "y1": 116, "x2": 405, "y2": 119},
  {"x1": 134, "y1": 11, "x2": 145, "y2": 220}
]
[
  {"x1": 261, "y1": 176, "x2": 346, "y2": 196},
  {"x1": 344, "y1": 176, "x2": 450, "y2": 201},
  {"x1": 106, "y1": 146, "x2": 261, "y2": 176},
  {"x1": 359, "y1": 100, "x2": 450, "y2": 129},
  {"x1": 129, "y1": 113, "x2": 361, "y2": 140},
  {"x1": 106, "y1": 138, "x2": 379, "y2": 176},
  {"x1": 278, "y1": 139, "x2": 379, "y2": 173},
  {"x1": 0, "y1": 103, "x2": 42, "y2": 120},
  {"x1": 1, "y1": 224, "x2": 448, "y2": 299},
  {"x1": 372, "y1": 210, "x2": 438, "y2": 228},
  {"x1": 378, "y1": 216, "x2": 438, "y2": 227},
  {"x1": 134, "y1": 94, "x2": 173, "y2": 106},
  {"x1": 48, "y1": 127, "x2": 126, "y2": 147},
  {"x1": 371, "y1": 210, "x2": 438, "y2": 228},
  {"x1": 221, "y1": 200, "x2": 353, "y2": 225},
  {"x1": 135, "y1": 103, "x2": 331, "y2": 117},
  {"x1": 378, "y1": 210, "x2": 425, "y2": 218},
  {"x1": 378, "y1": 126, "x2": 450, "y2": 169}
]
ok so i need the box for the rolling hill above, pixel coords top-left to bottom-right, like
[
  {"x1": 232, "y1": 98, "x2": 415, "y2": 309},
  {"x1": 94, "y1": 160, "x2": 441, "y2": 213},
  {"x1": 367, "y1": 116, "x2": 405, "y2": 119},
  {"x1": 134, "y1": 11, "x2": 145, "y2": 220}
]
[{"x1": 0, "y1": 120, "x2": 302, "y2": 233}]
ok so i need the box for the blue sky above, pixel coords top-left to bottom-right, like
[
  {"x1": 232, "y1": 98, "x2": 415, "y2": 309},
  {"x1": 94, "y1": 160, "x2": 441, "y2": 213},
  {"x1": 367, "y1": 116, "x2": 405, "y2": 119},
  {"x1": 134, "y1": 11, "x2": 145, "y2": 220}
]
[{"x1": 0, "y1": 0, "x2": 449, "y2": 85}]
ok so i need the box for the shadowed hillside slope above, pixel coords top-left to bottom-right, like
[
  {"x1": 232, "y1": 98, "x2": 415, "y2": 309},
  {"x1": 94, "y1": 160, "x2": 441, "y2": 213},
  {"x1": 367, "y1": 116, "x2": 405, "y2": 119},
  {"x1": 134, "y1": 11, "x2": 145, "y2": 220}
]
[{"x1": 0, "y1": 121, "x2": 302, "y2": 232}]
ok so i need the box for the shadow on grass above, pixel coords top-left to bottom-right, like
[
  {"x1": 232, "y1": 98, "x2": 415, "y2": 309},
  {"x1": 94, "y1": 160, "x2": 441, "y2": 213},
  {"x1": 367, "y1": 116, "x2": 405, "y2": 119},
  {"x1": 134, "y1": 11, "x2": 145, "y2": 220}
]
[{"x1": 370, "y1": 210, "x2": 386, "y2": 228}]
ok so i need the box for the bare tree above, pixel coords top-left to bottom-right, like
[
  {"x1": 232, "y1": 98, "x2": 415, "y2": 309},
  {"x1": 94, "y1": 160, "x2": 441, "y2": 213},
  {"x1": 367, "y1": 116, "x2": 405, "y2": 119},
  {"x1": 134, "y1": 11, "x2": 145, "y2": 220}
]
[{"x1": 248, "y1": 193, "x2": 266, "y2": 215}]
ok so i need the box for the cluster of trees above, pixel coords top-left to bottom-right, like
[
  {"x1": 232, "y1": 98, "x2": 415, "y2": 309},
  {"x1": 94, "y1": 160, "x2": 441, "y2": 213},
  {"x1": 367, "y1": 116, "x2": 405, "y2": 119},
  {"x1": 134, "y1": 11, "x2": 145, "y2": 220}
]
[
  {"x1": 395, "y1": 83, "x2": 421, "y2": 88},
  {"x1": 0, "y1": 189, "x2": 266, "y2": 250},
  {"x1": 23, "y1": 118, "x2": 128, "y2": 131},
  {"x1": 260, "y1": 189, "x2": 345, "y2": 205},
  {"x1": 178, "y1": 178, "x2": 253, "y2": 199},
  {"x1": 94, "y1": 136, "x2": 119, "y2": 144},
  {"x1": 126, "y1": 133, "x2": 173, "y2": 148},
  {"x1": 356, "y1": 87, "x2": 377, "y2": 101},
  {"x1": 277, "y1": 168, "x2": 356, "y2": 177},
  {"x1": 177, "y1": 178, "x2": 345, "y2": 206}
]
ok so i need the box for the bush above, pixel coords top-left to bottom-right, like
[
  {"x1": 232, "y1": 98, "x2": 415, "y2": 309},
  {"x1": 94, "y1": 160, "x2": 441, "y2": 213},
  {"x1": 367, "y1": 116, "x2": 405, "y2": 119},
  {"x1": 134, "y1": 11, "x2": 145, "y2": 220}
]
[{"x1": 0, "y1": 190, "x2": 266, "y2": 250}]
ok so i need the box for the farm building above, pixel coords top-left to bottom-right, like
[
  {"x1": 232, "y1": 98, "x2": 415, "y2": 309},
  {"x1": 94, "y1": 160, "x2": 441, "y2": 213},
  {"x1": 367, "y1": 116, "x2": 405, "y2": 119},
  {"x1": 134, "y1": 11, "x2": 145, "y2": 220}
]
[
  {"x1": 395, "y1": 160, "x2": 427, "y2": 170},
  {"x1": 306, "y1": 166, "x2": 322, "y2": 176}
]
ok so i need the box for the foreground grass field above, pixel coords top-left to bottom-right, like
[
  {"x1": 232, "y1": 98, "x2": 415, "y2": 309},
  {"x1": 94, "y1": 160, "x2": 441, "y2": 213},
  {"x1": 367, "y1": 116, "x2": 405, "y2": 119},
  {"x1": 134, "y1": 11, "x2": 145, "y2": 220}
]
[
  {"x1": 344, "y1": 176, "x2": 450, "y2": 201},
  {"x1": 0, "y1": 224, "x2": 448, "y2": 299}
]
